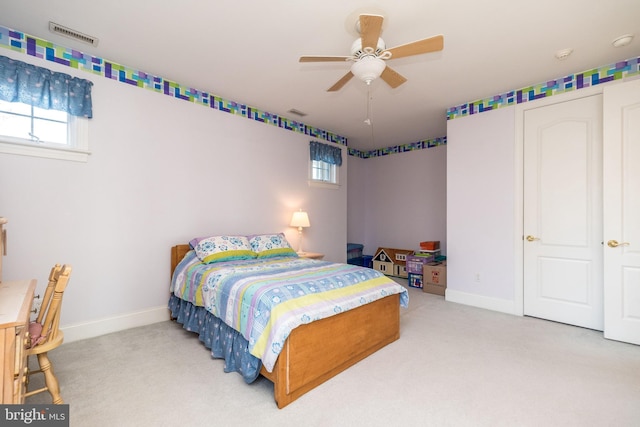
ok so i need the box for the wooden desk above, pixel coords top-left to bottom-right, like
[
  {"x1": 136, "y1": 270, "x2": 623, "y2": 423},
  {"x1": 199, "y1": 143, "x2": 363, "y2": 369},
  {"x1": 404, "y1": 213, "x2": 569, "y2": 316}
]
[{"x1": 0, "y1": 279, "x2": 36, "y2": 403}]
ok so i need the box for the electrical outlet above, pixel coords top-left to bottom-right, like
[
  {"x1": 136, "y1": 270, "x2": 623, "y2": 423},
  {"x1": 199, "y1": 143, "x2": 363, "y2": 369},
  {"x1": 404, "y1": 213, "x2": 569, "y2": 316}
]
[{"x1": 474, "y1": 273, "x2": 481, "y2": 283}]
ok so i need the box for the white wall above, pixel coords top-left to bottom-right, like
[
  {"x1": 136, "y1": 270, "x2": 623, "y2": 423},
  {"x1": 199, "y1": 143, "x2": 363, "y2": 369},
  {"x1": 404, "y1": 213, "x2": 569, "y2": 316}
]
[
  {"x1": 446, "y1": 107, "x2": 517, "y2": 312},
  {"x1": 346, "y1": 155, "x2": 368, "y2": 247},
  {"x1": 0, "y1": 49, "x2": 347, "y2": 340},
  {"x1": 347, "y1": 146, "x2": 447, "y2": 256}
]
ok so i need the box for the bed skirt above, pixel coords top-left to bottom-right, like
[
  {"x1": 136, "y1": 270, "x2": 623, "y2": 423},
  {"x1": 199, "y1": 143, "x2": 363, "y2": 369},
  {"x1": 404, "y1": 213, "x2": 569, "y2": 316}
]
[{"x1": 168, "y1": 294, "x2": 262, "y2": 383}]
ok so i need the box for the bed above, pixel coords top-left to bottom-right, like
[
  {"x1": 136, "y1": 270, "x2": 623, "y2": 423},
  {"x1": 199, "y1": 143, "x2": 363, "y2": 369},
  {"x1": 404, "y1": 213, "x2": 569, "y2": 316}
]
[{"x1": 169, "y1": 234, "x2": 409, "y2": 408}]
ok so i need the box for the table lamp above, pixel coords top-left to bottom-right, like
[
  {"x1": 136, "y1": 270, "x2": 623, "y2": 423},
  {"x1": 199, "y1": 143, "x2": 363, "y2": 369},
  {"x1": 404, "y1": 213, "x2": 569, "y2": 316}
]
[{"x1": 290, "y1": 209, "x2": 310, "y2": 254}]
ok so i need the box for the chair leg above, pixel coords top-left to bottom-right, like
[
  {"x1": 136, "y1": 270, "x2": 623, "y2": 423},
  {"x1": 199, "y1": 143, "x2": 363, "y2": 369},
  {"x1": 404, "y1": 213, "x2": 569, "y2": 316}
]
[{"x1": 36, "y1": 352, "x2": 63, "y2": 404}]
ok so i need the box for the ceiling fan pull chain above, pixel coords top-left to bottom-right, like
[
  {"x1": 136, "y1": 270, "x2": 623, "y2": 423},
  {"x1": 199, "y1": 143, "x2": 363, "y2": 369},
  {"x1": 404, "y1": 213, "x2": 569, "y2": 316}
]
[
  {"x1": 368, "y1": 86, "x2": 375, "y2": 146},
  {"x1": 364, "y1": 85, "x2": 372, "y2": 125}
]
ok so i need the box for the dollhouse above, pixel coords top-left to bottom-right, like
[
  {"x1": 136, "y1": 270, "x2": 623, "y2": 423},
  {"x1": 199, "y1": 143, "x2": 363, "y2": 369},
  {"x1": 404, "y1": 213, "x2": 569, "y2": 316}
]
[{"x1": 372, "y1": 247, "x2": 414, "y2": 278}]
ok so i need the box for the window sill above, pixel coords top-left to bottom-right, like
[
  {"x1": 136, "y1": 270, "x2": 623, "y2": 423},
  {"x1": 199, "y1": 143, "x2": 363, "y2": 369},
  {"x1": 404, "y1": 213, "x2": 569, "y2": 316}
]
[
  {"x1": 0, "y1": 138, "x2": 90, "y2": 162},
  {"x1": 308, "y1": 180, "x2": 340, "y2": 189}
]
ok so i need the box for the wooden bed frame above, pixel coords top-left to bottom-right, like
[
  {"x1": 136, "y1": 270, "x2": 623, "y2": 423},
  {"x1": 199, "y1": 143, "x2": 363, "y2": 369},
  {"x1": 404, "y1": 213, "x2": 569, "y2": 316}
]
[{"x1": 170, "y1": 244, "x2": 401, "y2": 408}]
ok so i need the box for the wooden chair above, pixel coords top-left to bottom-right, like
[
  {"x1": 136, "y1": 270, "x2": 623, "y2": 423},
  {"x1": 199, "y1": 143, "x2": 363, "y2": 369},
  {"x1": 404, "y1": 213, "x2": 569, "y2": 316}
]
[{"x1": 24, "y1": 264, "x2": 72, "y2": 404}]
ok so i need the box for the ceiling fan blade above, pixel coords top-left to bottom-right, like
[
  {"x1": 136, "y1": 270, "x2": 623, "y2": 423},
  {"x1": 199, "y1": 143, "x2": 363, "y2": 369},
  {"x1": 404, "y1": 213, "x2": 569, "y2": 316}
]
[
  {"x1": 327, "y1": 71, "x2": 354, "y2": 92},
  {"x1": 380, "y1": 66, "x2": 407, "y2": 89},
  {"x1": 359, "y1": 14, "x2": 384, "y2": 50},
  {"x1": 299, "y1": 56, "x2": 351, "y2": 63},
  {"x1": 385, "y1": 35, "x2": 444, "y2": 60}
]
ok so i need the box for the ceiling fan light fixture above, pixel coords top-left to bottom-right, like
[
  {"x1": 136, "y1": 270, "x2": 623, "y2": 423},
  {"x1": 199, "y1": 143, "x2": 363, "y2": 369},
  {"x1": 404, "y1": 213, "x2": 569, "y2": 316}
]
[{"x1": 351, "y1": 56, "x2": 386, "y2": 84}]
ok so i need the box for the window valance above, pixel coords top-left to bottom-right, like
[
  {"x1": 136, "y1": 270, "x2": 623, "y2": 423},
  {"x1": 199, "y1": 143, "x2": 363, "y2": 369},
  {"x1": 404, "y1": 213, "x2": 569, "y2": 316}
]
[
  {"x1": 310, "y1": 140, "x2": 342, "y2": 166},
  {"x1": 0, "y1": 55, "x2": 93, "y2": 118}
]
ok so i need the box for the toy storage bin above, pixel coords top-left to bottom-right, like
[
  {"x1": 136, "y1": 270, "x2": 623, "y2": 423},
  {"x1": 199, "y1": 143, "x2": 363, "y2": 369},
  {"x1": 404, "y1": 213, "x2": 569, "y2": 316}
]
[
  {"x1": 347, "y1": 243, "x2": 364, "y2": 266},
  {"x1": 408, "y1": 273, "x2": 423, "y2": 288},
  {"x1": 420, "y1": 241, "x2": 440, "y2": 250},
  {"x1": 406, "y1": 254, "x2": 435, "y2": 274},
  {"x1": 362, "y1": 255, "x2": 373, "y2": 268}
]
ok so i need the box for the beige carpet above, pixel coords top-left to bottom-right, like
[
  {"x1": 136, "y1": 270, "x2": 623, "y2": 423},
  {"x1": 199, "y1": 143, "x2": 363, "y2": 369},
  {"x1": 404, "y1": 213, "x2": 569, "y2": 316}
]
[{"x1": 26, "y1": 285, "x2": 640, "y2": 427}]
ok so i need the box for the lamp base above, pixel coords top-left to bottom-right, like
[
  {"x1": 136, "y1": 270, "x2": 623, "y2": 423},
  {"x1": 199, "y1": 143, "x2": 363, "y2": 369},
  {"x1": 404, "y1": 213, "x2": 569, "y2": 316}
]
[{"x1": 297, "y1": 229, "x2": 304, "y2": 254}]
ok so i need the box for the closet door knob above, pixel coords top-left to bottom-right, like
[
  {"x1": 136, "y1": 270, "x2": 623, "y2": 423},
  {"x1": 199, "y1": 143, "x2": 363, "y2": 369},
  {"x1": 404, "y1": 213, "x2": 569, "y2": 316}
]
[
  {"x1": 607, "y1": 240, "x2": 630, "y2": 248},
  {"x1": 525, "y1": 235, "x2": 540, "y2": 242}
]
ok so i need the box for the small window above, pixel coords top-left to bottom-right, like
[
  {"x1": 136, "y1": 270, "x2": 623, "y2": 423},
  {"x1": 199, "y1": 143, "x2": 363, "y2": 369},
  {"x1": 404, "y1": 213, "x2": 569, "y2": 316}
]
[
  {"x1": 311, "y1": 159, "x2": 338, "y2": 184},
  {"x1": 0, "y1": 99, "x2": 89, "y2": 162},
  {"x1": 309, "y1": 141, "x2": 342, "y2": 188}
]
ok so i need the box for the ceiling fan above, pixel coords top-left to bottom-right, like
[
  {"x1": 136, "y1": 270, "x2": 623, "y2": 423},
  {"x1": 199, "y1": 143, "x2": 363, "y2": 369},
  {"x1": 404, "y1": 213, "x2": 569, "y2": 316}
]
[{"x1": 299, "y1": 14, "x2": 444, "y2": 92}]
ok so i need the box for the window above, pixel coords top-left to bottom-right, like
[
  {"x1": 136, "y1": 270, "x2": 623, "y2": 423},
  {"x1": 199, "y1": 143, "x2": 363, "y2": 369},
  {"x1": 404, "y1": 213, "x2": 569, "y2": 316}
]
[
  {"x1": 0, "y1": 55, "x2": 93, "y2": 162},
  {"x1": 0, "y1": 99, "x2": 89, "y2": 162},
  {"x1": 309, "y1": 140, "x2": 342, "y2": 187},
  {"x1": 1, "y1": 99, "x2": 67, "y2": 143},
  {"x1": 311, "y1": 159, "x2": 337, "y2": 183}
]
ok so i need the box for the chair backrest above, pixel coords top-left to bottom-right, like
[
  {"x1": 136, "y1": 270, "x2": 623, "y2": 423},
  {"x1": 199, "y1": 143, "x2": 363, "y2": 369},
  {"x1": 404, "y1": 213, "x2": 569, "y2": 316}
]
[{"x1": 34, "y1": 264, "x2": 72, "y2": 345}]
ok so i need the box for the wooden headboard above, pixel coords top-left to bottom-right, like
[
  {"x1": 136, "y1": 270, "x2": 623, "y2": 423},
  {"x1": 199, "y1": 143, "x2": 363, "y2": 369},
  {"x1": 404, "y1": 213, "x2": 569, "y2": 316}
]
[{"x1": 170, "y1": 244, "x2": 191, "y2": 278}]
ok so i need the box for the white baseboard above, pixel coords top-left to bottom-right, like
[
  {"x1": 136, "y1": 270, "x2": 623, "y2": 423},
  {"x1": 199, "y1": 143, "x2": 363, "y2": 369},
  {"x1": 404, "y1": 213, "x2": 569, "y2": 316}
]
[
  {"x1": 445, "y1": 288, "x2": 521, "y2": 316},
  {"x1": 61, "y1": 306, "x2": 171, "y2": 343},
  {"x1": 59, "y1": 293, "x2": 519, "y2": 344}
]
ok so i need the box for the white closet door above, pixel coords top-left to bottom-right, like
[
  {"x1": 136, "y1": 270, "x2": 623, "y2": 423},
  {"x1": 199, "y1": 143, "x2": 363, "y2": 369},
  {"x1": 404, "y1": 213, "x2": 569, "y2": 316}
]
[
  {"x1": 603, "y1": 79, "x2": 640, "y2": 345},
  {"x1": 523, "y1": 95, "x2": 604, "y2": 330}
]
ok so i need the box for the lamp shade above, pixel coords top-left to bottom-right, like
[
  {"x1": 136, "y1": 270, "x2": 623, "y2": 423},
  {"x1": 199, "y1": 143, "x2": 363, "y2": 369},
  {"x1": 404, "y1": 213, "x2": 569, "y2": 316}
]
[
  {"x1": 290, "y1": 210, "x2": 310, "y2": 228},
  {"x1": 351, "y1": 56, "x2": 386, "y2": 84}
]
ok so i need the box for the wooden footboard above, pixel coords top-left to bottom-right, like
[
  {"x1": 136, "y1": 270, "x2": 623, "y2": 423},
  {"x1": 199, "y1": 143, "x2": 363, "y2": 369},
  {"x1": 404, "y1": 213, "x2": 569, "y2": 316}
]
[
  {"x1": 261, "y1": 293, "x2": 400, "y2": 408},
  {"x1": 170, "y1": 244, "x2": 401, "y2": 408}
]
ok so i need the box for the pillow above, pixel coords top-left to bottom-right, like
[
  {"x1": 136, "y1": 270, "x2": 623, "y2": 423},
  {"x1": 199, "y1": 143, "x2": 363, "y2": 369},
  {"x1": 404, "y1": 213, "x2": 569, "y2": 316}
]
[
  {"x1": 249, "y1": 233, "x2": 298, "y2": 258},
  {"x1": 189, "y1": 237, "x2": 201, "y2": 249},
  {"x1": 193, "y1": 235, "x2": 256, "y2": 264},
  {"x1": 28, "y1": 322, "x2": 45, "y2": 348}
]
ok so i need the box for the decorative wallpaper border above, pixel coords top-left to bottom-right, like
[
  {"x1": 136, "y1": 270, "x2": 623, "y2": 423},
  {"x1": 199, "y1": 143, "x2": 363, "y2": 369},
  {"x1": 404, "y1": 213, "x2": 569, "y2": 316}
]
[
  {"x1": 348, "y1": 136, "x2": 447, "y2": 159},
  {"x1": 0, "y1": 25, "x2": 348, "y2": 146},
  {"x1": 2, "y1": 25, "x2": 637, "y2": 158},
  {"x1": 447, "y1": 56, "x2": 640, "y2": 119}
]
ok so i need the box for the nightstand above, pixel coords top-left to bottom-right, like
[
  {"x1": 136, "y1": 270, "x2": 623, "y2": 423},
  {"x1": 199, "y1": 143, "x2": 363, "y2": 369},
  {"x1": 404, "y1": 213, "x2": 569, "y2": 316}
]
[{"x1": 297, "y1": 252, "x2": 324, "y2": 260}]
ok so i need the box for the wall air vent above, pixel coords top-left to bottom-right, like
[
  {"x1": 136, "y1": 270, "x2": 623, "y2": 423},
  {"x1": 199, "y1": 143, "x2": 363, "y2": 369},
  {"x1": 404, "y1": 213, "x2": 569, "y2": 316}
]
[{"x1": 49, "y1": 22, "x2": 99, "y2": 47}]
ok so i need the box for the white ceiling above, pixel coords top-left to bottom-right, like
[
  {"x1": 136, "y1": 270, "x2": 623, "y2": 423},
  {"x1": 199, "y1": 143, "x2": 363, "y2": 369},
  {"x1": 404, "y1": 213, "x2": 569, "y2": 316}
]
[{"x1": 2, "y1": 1, "x2": 640, "y2": 151}]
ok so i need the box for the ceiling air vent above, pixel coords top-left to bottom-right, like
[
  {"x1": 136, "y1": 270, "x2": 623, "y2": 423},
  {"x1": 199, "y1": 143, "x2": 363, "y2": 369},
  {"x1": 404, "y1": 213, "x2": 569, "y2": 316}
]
[
  {"x1": 288, "y1": 108, "x2": 307, "y2": 117},
  {"x1": 49, "y1": 22, "x2": 99, "y2": 47}
]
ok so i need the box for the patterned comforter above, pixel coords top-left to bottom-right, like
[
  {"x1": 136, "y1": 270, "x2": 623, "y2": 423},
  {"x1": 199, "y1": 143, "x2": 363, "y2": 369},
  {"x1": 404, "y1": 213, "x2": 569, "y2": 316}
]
[{"x1": 171, "y1": 250, "x2": 409, "y2": 372}]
